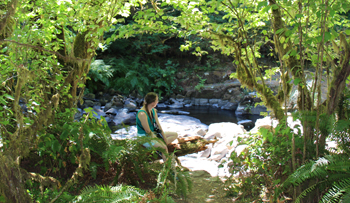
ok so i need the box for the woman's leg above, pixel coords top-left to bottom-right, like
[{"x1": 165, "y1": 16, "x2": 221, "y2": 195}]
[
  {"x1": 153, "y1": 140, "x2": 168, "y2": 161},
  {"x1": 164, "y1": 131, "x2": 178, "y2": 145}
]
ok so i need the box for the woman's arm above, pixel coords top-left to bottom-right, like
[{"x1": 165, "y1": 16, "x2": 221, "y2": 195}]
[
  {"x1": 154, "y1": 110, "x2": 168, "y2": 142},
  {"x1": 138, "y1": 112, "x2": 155, "y2": 137}
]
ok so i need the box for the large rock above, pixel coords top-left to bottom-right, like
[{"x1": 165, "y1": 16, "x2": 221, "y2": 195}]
[
  {"x1": 194, "y1": 98, "x2": 209, "y2": 106},
  {"x1": 157, "y1": 113, "x2": 209, "y2": 138},
  {"x1": 250, "y1": 114, "x2": 302, "y2": 134},
  {"x1": 105, "y1": 95, "x2": 124, "y2": 111},
  {"x1": 124, "y1": 99, "x2": 137, "y2": 111},
  {"x1": 235, "y1": 95, "x2": 267, "y2": 116},
  {"x1": 208, "y1": 99, "x2": 221, "y2": 105},
  {"x1": 182, "y1": 78, "x2": 241, "y2": 99},
  {"x1": 207, "y1": 122, "x2": 246, "y2": 138},
  {"x1": 111, "y1": 108, "x2": 136, "y2": 128},
  {"x1": 167, "y1": 98, "x2": 184, "y2": 108},
  {"x1": 221, "y1": 102, "x2": 238, "y2": 110},
  {"x1": 83, "y1": 100, "x2": 95, "y2": 108},
  {"x1": 250, "y1": 105, "x2": 267, "y2": 115}
]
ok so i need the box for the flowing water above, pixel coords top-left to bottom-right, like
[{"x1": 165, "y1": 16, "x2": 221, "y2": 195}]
[{"x1": 160, "y1": 106, "x2": 263, "y2": 126}]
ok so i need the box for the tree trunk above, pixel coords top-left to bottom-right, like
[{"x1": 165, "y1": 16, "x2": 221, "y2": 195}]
[
  {"x1": 0, "y1": 155, "x2": 32, "y2": 203},
  {"x1": 168, "y1": 136, "x2": 217, "y2": 157}
]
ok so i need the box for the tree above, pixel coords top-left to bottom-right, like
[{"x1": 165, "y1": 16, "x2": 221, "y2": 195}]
[{"x1": 0, "y1": 0, "x2": 143, "y2": 202}]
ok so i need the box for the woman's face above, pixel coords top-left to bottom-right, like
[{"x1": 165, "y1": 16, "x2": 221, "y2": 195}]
[{"x1": 149, "y1": 96, "x2": 159, "y2": 108}]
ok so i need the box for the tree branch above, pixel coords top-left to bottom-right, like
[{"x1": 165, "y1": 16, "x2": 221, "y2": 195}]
[{"x1": 0, "y1": 39, "x2": 88, "y2": 63}]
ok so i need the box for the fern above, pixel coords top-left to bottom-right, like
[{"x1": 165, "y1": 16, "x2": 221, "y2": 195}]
[
  {"x1": 87, "y1": 59, "x2": 114, "y2": 90},
  {"x1": 155, "y1": 152, "x2": 192, "y2": 199},
  {"x1": 321, "y1": 178, "x2": 350, "y2": 203},
  {"x1": 330, "y1": 119, "x2": 350, "y2": 154},
  {"x1": 283, "y1": 154, "x2": 350, "y2": 202},
  {"x1": 73, "y1": 184, "x2": 145, "y2": 203}
]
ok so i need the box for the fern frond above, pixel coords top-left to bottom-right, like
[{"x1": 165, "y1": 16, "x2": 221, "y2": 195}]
[
  {"x1": 73, "y1": 184, "x2": 145, "y2": 203},
  {"x1": 295, "y1": 180, "x2": 320, "y2": 203},
  {"x1": 283, "y1": 154, "x2": 350, "y2": 188},
  {"x1": 88, "y1": 59, "x2": 114, "y2": 88},
  {"x1": 283, "y1": 154, "x2": 350, "y2": 202},
  {"x1": 321, "y1": 178, "x2": 350, "y2": 203}
]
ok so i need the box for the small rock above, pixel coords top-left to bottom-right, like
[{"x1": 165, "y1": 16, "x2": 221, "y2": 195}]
[
  {"x1": 84, "y1": 93, "x2": 95, "y2": 100},
  {"x1": 105, "y1": 107, "x2": 118, "y2": 116},
  {"x1": 237, "y1": 119, "x2": 254, "y2": 129},
  {"x1": 197, "y1": 129, "x2": 207, "y2": 136},
  {"x1": 199, "y1": 144, "x2": 212, "y2": 158},
  {"x1": 84, "y1": 100, "x2": 95, "y2": 107},
  {"x1": 204, "y1": 132, "x2": 221, "y2": 140}
]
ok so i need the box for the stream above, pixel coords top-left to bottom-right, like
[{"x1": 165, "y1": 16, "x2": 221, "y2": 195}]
[{"x1": 159, "y1": 105, "x2": 263, "y2": 128}]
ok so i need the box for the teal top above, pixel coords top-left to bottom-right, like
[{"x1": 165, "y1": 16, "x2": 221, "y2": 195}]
[{"x1": 136, "y1": 109, "x2": 156, "y2": 135}]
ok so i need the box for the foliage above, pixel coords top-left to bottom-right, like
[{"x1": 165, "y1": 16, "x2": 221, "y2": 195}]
[
  {"x1": 226, "y1": 121, "x2": 304, "y2": 202},
  {"x1": 194, "y1": 74, "x2": 207, "y2": 92},
  {"x1": 99, "y1": 57, "x2": 180, "y2": 97},
  {"x1": 281, "y1": 94, "x2": 350, "y2": 202},
  {"x1": 72, "y1": 184, "x2": 145, "y2": 203},
  {"x1": 329, "y1": 89, "x2": 350, "y2": 154},
  {"x1": 0, "y1": 0, "x2": 151, "y2": 202},
  {"x1": 282, "y1": 154, "x2": 350, "y2": 203},
  {"x1": 85, "y1": 59, "x2": 114, "y2": 93},
  {"x1": 34, "y1": 107, "x2": 115, "y2": 174},
  {"x1": 26, "y1": 184, "x2": 75, "y2": 203},
  {"x1": 155, "y1": 153, "x2": 192, "y2": 199}
]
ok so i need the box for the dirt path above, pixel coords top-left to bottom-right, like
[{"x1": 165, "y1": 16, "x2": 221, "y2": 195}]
[{"x1": 171, "y1": 170, "x2": 234, "y2": 203}]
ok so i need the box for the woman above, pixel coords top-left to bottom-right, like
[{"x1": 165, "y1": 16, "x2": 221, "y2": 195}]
[{"x1": 136, "y1": 92, "x2": 178, "y2": 161}]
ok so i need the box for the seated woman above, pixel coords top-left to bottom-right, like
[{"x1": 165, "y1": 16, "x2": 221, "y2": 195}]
[{"x1": 136, "y1": 92, "x2": 178, "y2": 161}]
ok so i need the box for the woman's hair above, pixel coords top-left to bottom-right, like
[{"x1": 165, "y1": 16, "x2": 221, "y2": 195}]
[{"x1": 143, "y1": 92, "x2": 158, "y2": 117}]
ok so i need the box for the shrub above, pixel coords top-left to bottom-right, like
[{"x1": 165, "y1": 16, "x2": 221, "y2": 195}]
[{"x1": 225, "y1": 121, "x2": 304, "y2": 202}]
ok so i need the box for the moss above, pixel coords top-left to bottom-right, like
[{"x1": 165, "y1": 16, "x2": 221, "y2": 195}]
[
  {"x1": 174, "y1": 140, "x2": 208, "y2": 156},
  {"x1": 0, "y1": 155, "x2": 32, "y2": 203}
]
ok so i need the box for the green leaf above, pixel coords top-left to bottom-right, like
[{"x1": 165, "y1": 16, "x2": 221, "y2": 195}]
[
  {"x1": 258, "y1": 1, "x2": 268, "y2": 9},
  {"x1": 0, "y1": 97, "x2": 6, "y2": 105},
  {"x1": 290, "y1": 49, "x2": 297, "y2": 56},
  {"x1": 51, "y1": 140, "x2": 60, "y2": 154},
  {"x1": 276, "y1": 28, "x2": 284, "y2": 34},
  {"x1": 324, "y1": 32, "x2": 331, "y2": 42},
  {"x1": 285, "y1": 30, "x2": 292, "y2": 37},
  {"x1": 60, "y1": 130, "x2": 69, "y2": 140},
  {"x1": 295, "y1": 14, "x2": 303, "y2": 18},
  {"x1": 230, "y1": 72, "x2": 238, "y2": 79},
  {"x1": 280, "y1": 36, "x2": 285, "y2": 43},
  {"x1": 345, "y1": 30, "x2": 350, "y2": 35},
  {"x1": 130, "y1": 77, "x2": 138, "y2": 88},
  {"x1": 261, "y1": 5, "x2": 271, "y2": 13},
  {"x1": 294, "y1": 78, "x2": 302, "y2": 85}
]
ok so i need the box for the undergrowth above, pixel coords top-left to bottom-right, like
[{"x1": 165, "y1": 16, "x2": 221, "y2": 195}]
[
  {"x1": 23, "y1": 109, "x2": 191, "y2": 202},
  {"x1": 225, "y1": 120, "x2": 304, "y2": 202}
]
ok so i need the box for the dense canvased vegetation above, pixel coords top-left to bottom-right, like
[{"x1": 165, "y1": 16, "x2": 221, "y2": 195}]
[{"x1": 1, "y1": 0, "x2": 350, "y2": 202}]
